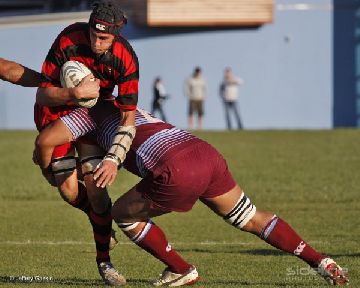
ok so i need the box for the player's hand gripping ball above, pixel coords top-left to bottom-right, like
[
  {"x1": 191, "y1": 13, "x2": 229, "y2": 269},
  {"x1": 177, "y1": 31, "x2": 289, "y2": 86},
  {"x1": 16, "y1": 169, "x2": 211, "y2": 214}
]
[{"x1": 60, "y1": 60, "x2": 98, "y2": 108}]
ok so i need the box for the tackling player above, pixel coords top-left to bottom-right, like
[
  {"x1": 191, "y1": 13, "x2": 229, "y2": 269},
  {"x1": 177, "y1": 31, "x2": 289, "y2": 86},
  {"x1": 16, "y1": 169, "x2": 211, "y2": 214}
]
[{"x1": 34, "y1": 101, "x2": 349, "y2": 286}]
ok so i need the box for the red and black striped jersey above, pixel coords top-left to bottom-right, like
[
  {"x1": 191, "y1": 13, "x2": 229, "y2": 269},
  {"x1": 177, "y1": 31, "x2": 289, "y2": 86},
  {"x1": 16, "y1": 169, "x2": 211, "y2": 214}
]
[{"x1": 40, "y1": 22, "x2": 139, "y2": 111}]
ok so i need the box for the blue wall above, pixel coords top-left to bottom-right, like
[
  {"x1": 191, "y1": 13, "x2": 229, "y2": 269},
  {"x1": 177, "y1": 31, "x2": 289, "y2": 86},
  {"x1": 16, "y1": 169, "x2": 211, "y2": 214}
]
[
  {"x1": 0, "y1": 0, "x2": 335, "y2": 130},
  {"x1": 333, "y1": 0, "x2": 360, "y2": 127}
]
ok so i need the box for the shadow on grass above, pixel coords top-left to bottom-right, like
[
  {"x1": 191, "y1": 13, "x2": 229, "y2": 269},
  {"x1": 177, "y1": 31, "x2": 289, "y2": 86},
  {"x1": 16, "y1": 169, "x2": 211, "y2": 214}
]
[{"x1": 178, "y1": 248, "x2": 287, "y2": 256}]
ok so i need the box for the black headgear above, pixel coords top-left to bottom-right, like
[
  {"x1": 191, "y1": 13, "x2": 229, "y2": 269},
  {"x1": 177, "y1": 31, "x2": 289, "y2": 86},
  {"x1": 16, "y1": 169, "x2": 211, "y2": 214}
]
[{"x1": 89, "y1": 0, "x2": 127, "y2": 35}]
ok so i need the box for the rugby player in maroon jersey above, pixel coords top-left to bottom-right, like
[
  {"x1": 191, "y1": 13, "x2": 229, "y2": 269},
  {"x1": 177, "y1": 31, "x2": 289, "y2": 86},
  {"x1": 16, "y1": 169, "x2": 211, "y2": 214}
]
[
  {"x1": 33, "y1": 100, "x2": 349, "y2": 286},
  {"x1": 0, "y1": 55, "x2": 349, "y2": 286}
]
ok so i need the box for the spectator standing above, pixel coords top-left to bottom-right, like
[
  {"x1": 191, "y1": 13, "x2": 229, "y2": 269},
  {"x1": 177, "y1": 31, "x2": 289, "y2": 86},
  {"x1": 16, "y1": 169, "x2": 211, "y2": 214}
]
[
  {"x1": 185, "y1": 67, "x2": 207, "y2": 130},
  {"x1": 220, "y1": 67, "x2": 244, "y2": 130},
  {"x1": 151, "y1": 77, "x2": 168, "y2": 121}
]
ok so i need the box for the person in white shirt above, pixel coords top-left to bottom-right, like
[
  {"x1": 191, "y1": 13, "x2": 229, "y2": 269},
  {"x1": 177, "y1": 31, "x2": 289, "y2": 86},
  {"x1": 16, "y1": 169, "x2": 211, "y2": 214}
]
[
  {"x1": 185, "y1": 67, "x2": 207, "y2": 130},
  {"x1": 220, "y1": 67, "x2": 244, "y2": 130}
]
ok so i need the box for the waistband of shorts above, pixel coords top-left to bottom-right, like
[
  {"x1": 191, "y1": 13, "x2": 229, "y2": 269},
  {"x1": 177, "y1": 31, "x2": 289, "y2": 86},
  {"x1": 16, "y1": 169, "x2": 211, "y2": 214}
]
[{"x1": 152, "y1": 138, "x2": 205, "y2": 173}]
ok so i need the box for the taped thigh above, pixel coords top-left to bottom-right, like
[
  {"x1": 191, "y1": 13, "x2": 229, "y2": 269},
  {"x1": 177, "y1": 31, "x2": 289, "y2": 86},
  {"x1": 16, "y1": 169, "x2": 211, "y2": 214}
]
[
  {"x1": 51, "y1": 147, "x2": 76, "y2": 176},
  {"x1": 77, "y1": 142, "x2": 105, "y2": 176},
  {"x1": 223, "y1": 192, "x2": 256, "y2": 229},
  {"x1": 116, "y1": 220, "x2": 151, "y2": 243}
]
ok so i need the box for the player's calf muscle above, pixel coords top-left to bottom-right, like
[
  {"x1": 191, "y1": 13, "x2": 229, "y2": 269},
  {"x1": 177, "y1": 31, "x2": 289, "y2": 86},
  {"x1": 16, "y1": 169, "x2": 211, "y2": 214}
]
[{"x1": 241, "y1": 210, "x2": 274, "y2": 234}]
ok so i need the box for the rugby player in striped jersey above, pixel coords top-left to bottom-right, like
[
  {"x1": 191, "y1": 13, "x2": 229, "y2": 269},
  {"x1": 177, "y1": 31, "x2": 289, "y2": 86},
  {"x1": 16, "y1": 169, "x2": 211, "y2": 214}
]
[{"x1": 34, "y1": 100, "x2": 349, "y2": 286}]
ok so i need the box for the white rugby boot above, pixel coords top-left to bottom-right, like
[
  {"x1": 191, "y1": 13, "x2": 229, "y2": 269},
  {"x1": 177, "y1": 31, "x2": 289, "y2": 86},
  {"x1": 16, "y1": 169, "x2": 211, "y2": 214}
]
[
  {"x1": 109, "y1": 229, "x2": 118, "y2": 250},
  {"x1": 98, "y1": 262, "x2": 126, "y2": 286},
  {"x1": 317, "y1": 257, "x2": 349, "y2": 285},
  {"x1": 151, "y1": 265, "x2": 199, "y2": 286}
]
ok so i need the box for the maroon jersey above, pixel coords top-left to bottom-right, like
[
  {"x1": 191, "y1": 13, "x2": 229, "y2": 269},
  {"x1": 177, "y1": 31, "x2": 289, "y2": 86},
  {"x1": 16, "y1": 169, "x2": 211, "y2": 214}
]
[
  {"x1": 35, "y1": 22, "x2": 139, "y2": 131},
  {"x1": 61, "y1": 103, "x2": 237, "y2": 212},
  {"x1": 90, "y1": 105, "x2": 202, "y2": 177}
]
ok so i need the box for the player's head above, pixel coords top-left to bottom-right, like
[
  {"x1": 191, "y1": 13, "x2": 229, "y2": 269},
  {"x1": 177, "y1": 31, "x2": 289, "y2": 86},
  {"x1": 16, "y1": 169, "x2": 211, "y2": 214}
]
[{"x1": 88, "y1": 0, "x2": 127, "y2": 55}]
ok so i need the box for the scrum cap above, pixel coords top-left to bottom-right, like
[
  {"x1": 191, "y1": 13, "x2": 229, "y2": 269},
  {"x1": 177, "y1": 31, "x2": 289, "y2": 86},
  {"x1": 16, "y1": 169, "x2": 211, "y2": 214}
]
[{"x1": 89, "y1": 0, "x2": 127, "y2": 35}]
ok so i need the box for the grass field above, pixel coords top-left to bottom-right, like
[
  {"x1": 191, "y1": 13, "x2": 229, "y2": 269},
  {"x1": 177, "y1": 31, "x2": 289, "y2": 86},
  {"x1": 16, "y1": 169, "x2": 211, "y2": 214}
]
[{"x1": 0, "y1": 129, "x2": 359, "y2": 287}]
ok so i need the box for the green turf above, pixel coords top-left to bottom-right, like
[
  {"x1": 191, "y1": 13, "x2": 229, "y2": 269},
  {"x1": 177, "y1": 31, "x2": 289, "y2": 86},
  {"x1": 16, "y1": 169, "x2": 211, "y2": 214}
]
[{"x1": 0, "y1": 129, "x2": 359, "y2": 287}]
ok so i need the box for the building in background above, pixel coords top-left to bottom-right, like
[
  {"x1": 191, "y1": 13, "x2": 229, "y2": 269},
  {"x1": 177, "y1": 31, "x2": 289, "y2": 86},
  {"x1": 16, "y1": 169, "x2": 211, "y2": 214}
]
[{"x1": 0, "y1": 0, "x2": 90, "y2": 16}]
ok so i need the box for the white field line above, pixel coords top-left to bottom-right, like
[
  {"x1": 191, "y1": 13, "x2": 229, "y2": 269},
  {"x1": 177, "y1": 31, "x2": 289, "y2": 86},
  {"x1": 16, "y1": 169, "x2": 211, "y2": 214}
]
[{"x1": 0, "y1": 240, "x2": 327, "y2": 246}]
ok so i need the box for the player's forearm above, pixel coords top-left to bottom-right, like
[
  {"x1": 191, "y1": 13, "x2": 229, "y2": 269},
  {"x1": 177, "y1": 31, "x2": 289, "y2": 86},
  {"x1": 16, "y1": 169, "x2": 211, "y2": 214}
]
[
  {"x1": 36, "y1": 87, "x2": 77, "y2": 107},
  {"x1": 36, "y1": 74, "x2": 100, "y2": 107},
  {"x1": 120, "y1": 110, "x2": 136, "y2": 126},
  {"x1": 0, "y1": 58, "x2": 41, "y2": 87},
  {"x1": 19, "y1": 67, "x2": 42, "y2": 87},
  {"x1": 102, "y1": 109, "x2": 136, "y2": 167}
]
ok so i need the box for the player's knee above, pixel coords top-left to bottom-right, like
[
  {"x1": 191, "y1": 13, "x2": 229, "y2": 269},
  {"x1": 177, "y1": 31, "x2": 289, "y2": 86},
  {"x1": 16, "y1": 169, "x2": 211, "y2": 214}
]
[
  {"x1": 40, "y1": 167, "x2": 57, "y2": 187},
  {"x1": 223, "y1": 192, "x2": 256, "y2": 230},
  {"x1": 58, "y1": 180, "x2": 78, "y2": 203},
  {"x1": 35, "y1": 131, "x2": 53, "y2": 149},
  {"x1": 80, "y1": 155, "x2": 102, "y2": 177},
  {"x1": 243, "y1": 211, "x2": 277, "y2": 235},
  {"x1": 112, "y1": 200, "x2": 142, "y2": 237},
  {"x1": 111, "y1": 198, "x2": 128, "y2": 222}
]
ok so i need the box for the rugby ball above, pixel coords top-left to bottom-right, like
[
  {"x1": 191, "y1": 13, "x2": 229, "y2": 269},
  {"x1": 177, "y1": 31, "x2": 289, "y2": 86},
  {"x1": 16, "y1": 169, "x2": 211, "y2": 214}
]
[{"x1": 60, "y1": 60, "x2": 98, "y2": 108}]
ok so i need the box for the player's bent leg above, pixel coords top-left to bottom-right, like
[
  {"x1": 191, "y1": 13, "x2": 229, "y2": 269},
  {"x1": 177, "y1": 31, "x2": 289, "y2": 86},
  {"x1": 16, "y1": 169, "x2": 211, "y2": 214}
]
[
  {"x1": 201, "y1": 185, "x2": 262, "y2": 231},
  {"x1": 112, "y1": 186, "x2": 166, "y2": 223},
  {"x1": 202, "y1": 185, "x2": 349, "y2": 285},
  {"x1": 35, "y1": 120, "x2": 74, "y2": 169},
  {"x1": 112, "y1": 187, "x2": 199, "y2": 286},
  {"x1": 78, "y1": 142, "x2": 125, "y2": 286},
  {"x1": 54, "y1": 170, "x2": 92, "y2": 216},
  {"x1": 77, "y1": 142, "x2": 109, "y2": 214},
  {"x1": 84, "y1": 173, "x2": 111, "y2": 214},
  {"x1": 46, "y1": 146, "x2": 79, "y2": 203}
]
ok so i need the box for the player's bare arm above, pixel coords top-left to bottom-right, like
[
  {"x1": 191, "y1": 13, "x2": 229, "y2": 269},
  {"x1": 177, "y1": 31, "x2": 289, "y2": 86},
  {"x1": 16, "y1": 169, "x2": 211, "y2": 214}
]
[
  {"x1": 0, "y1": 57, "x2": 42, "y2": 87},
  {"x1": 36, "y1": 74, "x2": 100, "y2": 106}
]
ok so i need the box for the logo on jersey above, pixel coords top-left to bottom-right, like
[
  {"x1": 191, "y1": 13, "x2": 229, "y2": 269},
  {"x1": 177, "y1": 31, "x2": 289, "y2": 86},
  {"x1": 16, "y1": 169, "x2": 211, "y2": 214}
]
[
  {"x1": 166, "y1": 243, "x2": 172, "y2": 252},
  {"x1": 96, "y1": 23, "x2": 106, "y2": 31},
  {"x1": 294, "y1": 241, "x2": 306, "y2": 255}
]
